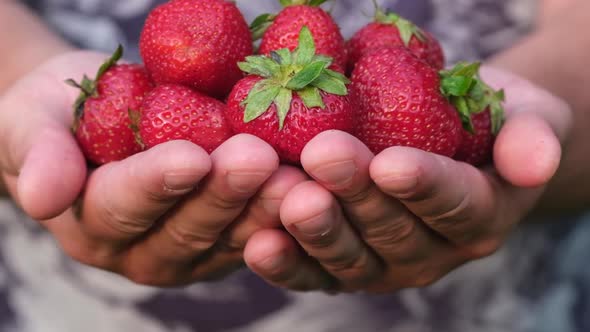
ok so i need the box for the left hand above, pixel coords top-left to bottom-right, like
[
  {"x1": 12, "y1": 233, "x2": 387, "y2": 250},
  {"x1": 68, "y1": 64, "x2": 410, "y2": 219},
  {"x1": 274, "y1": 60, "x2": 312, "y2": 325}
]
[{"x1": 242, "y1": 66, "x2": 572, "y2": 293}]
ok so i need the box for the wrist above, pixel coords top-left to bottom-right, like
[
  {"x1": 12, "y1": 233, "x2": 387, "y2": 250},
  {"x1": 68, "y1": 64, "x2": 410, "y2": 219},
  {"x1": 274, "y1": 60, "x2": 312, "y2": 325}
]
[{"x1": 0, "y1": 2, "x2": 75, "y2": 92}]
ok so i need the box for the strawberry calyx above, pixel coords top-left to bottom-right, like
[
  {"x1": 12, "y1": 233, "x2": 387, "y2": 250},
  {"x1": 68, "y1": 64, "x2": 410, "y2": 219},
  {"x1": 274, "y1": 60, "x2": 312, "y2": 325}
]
[
  {"x1": 238, "y1": 26, "x2": 349, "y2": 130},
  {"x1": 439, "y1": 62, "x2": 505, "y2": 135},
  {"x1": 66, "y1": 45, "x2": 124, "y2": 131},
  {"x1": 372, "y1": 0, "x2": 426, "y2": 46}
]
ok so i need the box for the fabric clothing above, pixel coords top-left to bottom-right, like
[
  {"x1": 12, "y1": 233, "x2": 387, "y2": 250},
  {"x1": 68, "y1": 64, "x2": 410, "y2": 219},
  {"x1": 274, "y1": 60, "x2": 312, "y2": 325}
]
[{"x1": 2, "y1": 1, "x2": 587, "y2": 331}]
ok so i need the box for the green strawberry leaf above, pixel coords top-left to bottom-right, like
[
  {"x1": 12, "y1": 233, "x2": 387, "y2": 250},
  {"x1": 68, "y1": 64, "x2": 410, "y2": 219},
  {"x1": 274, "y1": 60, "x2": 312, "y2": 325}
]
[
  {"x1": 440, "y1": 76, "x2": 475, "y2": 97},
  {"x1": 324, "y1": 69, "x2": 351, "y2": 84},
  {"x1": 312, "y1": 54, "x2": 334, "y2": 67},
  {"x1": 311, "y1": 71, "x2": 348, "y2": 96},
  {"x1": 235, "y1": 24, "x2": 349, "y2": 132},
  {"x1": 440, "y1": 61, "x2": 506, "y2": 134},
  {"x1": 238, "y1": 55, "x2": 281, "y2": 77},
  {"x1": 250, "y1": 13, "x2": 276, "y2": 41},
  {"x1": 449, "y1": 62, "x2": 481, "y2": 78},
  {"x1": 293, "y1": 26, "x2": 316, "y2": 66},
  {"x1": 279, "y1": 0, "x2": 328, "y2": 6},
  {"x1": 285, "y1": 59, "x2": 328, "y2": 90},
  {"x1": 452, "y1": 96, "x2": 475, "y2": 134},
  {"x1": 308, "y1": 0, "x2": 329, "y2": 6},
  {"x1": 275, "y1": 88, "x2": 293, "y2": 130},
  {"x1": 298, "y1": 86, "x2": 325, "y2": 109},
  {"x1": 490, "y1": 90, "x2": 505, "y2": 134},
  {"x1": 96, "y1": 44, "x2": 123, "y2": 82},
  {"x1": 243, "y1": 82, "x2": 281, "y2": 123},
  {"x1": 273, "y1": 48, "x2": 293, "y2": 66},
  {"x1": 270, "y1": 51, "x2": 283, "y2": 64}
]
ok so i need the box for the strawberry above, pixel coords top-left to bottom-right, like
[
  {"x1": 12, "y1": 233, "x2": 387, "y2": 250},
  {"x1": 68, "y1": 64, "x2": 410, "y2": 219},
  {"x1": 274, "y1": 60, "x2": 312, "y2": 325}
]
[
  {"x1": 135, "y1": 84, "x2": 233, "y2": 154},
  {"x1": 252, "y1": 0, "x2": 347, "y2": 71},
  {"x1": 349, "y1": 47, "x2": 462, "y2": 157},
  {"x1": 346, "y1": 2, "x2": 444, "y2": 73},
  {"x1": 67, "y1": 46, "x2": 153, "y2": 165},
  {"x1": 139, "y1": 0, "x2": 253, "y2": 98},
  {"x1": 439, "y1": 63, "x2": 505, "y2": 166},
  {"x1": 226, "y1": 27, "x2": 354, "y2": 164}
]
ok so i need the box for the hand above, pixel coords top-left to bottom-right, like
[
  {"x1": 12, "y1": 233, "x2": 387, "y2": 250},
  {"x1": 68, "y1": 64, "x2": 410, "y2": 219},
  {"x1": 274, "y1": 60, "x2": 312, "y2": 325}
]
[
  {"x1": 0, "y1": 51, "x2": 307, "y2": 286},
  {"x1": 242, "y1": 66, "x2": 572, "y2": 292}
]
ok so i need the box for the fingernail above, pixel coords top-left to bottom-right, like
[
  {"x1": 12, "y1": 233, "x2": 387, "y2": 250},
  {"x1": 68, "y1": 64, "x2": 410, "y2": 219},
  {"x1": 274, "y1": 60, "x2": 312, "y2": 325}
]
[
  {"x1": 256, "y1": 252, "x2": 285, "y2": 272},
  {"x1": 164, "y1": 171, "x2": 202, "y2": 191},
  {"x1": 310, "y1": 160, "x2": 357, "y2": 189},
  {"x1": 292, "y1": 213, "x2": 333, "y2": 237},
  {"x1": 227, "y1": 171, "x2": 271, "y2": 193}
]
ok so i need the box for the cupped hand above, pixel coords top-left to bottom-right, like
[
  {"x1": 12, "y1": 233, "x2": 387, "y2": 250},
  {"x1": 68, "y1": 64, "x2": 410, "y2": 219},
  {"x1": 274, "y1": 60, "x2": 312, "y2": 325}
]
[
  {"x1": 0, "y1": 51, "x2": 307, "y2": 286},
  {"x1": 243, "y1": 66, "x2": 572, "y2": 292}
]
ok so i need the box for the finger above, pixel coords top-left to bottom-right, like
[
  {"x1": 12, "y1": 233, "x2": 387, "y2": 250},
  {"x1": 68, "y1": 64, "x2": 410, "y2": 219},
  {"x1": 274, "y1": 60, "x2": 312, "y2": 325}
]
[
  {"x1": 0, "y1": 52, "x2": 119, "y2": 219},
  {"x1": 370, "y1": 147, "x2": 526, "y2": 257},
  {"x1": 221, "y1": 165, "x2": 309, "y2": 250},
  {"x1": 45, "y1": 140, "x2": 211, "y2": 257},
  {"x1": 280, "y1": 181, "x2": 383, "y2": 287},
  {"x1": 301, "y1": 130, "x2": 445, "y2": 263},
  {"x1": 244, "y1": 229, "x2": 336, "y2": 292},
  {"x1": 0, "y1": 84, "x2": 86, "y2": 220},
  {"x1": 480, "y1": 66, "x2": 570, "y2": 188},
  {"x1": 127, "y1": 134, "x2": 279, "y2": 265}
]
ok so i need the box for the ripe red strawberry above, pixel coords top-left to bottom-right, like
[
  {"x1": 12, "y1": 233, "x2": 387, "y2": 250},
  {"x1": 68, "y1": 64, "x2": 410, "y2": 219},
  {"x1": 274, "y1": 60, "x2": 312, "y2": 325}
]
[
  {"x1": 350, "y1": 47, "x2": 462, "y2": 157},
  {"x1": 226, "y1": 27, "x2": 354, "y2": 164},
  {"x1": 440, "y1": 63, "x2": 505, "y2": 166},
  {"x1": 139, "y1": 0, "x2": 253, "y2": 98},
  {"x1": 253, "y1": 0, "x2": 347, "y2": 70},
  {"x1": 136, "y1": 84, "x2": 233, "y2": 153},
  {"x1": 67, "y1": 46, "x2": 153, "y2": 165},
  {"x1": 346, "y1": 6, "x2": 444, "y2": 73}
]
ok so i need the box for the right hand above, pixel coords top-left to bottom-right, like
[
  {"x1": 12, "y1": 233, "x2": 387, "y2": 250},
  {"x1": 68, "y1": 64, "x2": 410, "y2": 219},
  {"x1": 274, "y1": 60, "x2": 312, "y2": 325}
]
[{"x1": 0, "y1": 50, "x2": 307, "y2": 286}]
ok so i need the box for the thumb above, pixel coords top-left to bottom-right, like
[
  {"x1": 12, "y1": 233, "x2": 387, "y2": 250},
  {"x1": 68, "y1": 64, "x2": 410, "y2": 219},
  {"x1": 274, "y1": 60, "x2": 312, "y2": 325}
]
[
  {"x1": 480, "y1": 66, "x2": 572, "y2": 188},
  {"x1": 0, "y1": 76, "x2": 86, "y2": 220},
  {"x1": 493, "y1": 112, "x2": 562, "y2": 188}
]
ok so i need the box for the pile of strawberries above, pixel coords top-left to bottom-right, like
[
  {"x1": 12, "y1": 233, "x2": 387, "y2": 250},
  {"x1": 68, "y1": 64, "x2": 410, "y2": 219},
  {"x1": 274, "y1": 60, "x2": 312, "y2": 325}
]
[{"x1": 69, "y1": 0, "x2": 505, "y2": 168}]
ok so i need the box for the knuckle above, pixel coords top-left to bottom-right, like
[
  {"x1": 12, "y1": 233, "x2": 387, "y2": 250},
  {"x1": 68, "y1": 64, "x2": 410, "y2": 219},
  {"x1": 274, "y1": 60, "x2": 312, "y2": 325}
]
[
  {"x1": 322, "y1": 248, "x2": 374, "y2": 278},
  {"x1": 163, "y1": 223, "x2": 217, "y2": 252},
  {"x1": 363, "y1": 217, "x2": 418, "y2": 261},
  {"x1": 422, "y1": 191, "x2": 472, "y2": 231},
  {"x1": 303, "y1": 229, "x2": 340, "y2": 249},
  {"x1": 101, "y1": 204, "x2": 150, "y2": 236},
  {"x1": 340, "y1": 184, "x2": 375, "y2": 206},
  {"x1": 206, "y1": 191, "x2": 244, "y2": 211}
]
